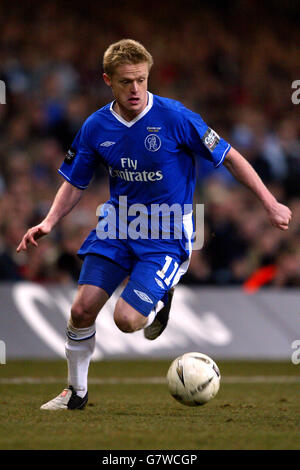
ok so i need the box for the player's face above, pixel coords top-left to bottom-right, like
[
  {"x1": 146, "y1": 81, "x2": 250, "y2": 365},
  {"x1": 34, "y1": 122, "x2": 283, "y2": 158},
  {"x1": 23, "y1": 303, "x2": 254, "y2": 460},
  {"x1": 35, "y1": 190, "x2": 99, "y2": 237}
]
[{"x1": 103, "y1": 62, "x2": 149, "y2": 121}]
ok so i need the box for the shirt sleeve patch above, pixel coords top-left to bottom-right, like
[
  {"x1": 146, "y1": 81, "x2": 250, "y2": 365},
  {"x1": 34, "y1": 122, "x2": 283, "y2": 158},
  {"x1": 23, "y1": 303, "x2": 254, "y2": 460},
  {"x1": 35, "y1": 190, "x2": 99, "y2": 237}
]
[
  {"x1": 201, "y1": 128, "x2": 220, "y2": 152},
  {"x1": 64, "y1": 147, "x2": 76, "y2": 165}
]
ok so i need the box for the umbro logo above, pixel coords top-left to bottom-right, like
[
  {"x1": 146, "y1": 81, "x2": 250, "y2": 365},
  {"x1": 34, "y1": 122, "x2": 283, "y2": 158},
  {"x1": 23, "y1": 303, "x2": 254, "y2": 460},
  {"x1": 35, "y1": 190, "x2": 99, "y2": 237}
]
[
  {"x1": 133, "y1": 289, "x2": 153, "y2": 304},
  {"x1": 155, "y1": 277, "x2": 165, "y2": 289},
  {"x1": 100, "y1": 141, "x2": 116, "y2": 147},
  {"x1": 66, "y1": 330, "x2": 77, "y2": 338}
]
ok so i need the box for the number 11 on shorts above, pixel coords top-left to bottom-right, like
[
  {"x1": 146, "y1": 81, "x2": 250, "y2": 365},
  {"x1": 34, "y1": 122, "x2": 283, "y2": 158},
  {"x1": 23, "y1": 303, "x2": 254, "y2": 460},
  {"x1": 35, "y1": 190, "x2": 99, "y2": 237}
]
[{"x1": 156, "y1": 256, "x2": 179, "y2": 286}]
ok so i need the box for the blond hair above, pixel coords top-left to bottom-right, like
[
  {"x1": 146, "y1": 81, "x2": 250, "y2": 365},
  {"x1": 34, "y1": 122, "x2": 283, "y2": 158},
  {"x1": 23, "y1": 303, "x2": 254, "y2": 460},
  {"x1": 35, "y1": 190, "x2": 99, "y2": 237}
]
[{"x1": 103, "y1": 39, "x2": 153, "y2": 76}]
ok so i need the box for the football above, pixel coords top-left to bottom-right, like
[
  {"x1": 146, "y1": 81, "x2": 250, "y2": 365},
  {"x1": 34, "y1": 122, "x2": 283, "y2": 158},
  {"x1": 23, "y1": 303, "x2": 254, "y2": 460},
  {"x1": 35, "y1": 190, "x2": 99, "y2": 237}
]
[{"x1": 166, "y1": 352, "x2": 221, "y2": 406}]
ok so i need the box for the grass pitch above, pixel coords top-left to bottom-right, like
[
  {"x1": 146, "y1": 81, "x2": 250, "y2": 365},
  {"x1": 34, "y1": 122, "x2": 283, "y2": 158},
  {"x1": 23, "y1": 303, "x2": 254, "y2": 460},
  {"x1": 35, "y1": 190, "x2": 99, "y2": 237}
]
[{"x1": 0, "y1": 360, "x2": 299, "y2": 450}]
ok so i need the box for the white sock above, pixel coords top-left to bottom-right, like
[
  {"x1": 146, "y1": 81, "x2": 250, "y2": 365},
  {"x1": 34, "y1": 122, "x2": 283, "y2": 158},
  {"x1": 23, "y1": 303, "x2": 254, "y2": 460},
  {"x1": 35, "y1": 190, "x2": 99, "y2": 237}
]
[{"x1": 65, "y1": 320, "x2": 96, "y2": 398}]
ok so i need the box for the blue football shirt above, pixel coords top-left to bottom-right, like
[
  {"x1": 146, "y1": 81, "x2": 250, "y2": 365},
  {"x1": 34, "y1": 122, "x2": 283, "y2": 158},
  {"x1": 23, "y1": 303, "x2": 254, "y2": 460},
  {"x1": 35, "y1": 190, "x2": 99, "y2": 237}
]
[{"x1": 58, "y1": 92, "x2": 231, "y2": 246}]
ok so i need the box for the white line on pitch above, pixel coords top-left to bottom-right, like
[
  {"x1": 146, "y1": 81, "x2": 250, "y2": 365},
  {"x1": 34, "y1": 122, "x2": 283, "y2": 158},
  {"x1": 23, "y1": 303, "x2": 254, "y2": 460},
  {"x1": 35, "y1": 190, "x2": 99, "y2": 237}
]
[{"x1": 0, "y1": 376, "x2": 300, "y2": 385}]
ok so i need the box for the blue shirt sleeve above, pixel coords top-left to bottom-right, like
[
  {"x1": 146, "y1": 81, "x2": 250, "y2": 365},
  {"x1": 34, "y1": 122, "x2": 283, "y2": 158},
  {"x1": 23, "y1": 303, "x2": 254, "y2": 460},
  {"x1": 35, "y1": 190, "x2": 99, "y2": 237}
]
[
  {"x1": 177, "y1": 106, "x2": 231, "y2": 167},
  {"x1": 58, "y1": 118, "x2": 98, "y2": 189}
]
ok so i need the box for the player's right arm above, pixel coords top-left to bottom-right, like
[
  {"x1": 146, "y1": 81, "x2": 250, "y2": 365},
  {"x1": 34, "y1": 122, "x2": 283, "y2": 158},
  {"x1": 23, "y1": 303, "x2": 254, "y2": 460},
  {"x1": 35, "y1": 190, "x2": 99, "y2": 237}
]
[{"x1": 16, "y1": 181, "x2": 83, "y2": 252}]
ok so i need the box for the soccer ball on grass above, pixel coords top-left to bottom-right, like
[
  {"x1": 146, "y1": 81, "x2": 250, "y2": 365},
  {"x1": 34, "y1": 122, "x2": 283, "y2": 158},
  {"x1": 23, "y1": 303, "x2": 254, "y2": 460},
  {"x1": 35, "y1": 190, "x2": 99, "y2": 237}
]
[{"x1": 166, "y1": 352, "x2": 221, "y2": 406}]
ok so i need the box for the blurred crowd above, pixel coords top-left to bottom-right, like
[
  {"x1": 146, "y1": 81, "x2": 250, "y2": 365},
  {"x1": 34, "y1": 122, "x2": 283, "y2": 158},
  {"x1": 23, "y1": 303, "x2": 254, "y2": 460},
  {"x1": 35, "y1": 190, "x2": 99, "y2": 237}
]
[{"x1": 0, "y1": 0, "x2": 300, "y2": 288}]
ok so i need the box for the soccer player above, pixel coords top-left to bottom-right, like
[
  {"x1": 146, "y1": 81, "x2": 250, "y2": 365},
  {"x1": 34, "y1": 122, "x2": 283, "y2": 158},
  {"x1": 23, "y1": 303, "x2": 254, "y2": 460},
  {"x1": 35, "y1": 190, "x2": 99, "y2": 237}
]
[{"x1": 17, "y1": 39, "x2": 291, "y2": 410}]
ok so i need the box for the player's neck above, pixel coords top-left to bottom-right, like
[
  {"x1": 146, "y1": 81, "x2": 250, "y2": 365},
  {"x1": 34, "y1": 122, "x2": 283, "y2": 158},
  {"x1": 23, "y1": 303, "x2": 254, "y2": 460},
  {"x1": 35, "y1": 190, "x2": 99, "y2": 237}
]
[{"x1": 113, "y1": 99, "x2": 148, "y2": 122}]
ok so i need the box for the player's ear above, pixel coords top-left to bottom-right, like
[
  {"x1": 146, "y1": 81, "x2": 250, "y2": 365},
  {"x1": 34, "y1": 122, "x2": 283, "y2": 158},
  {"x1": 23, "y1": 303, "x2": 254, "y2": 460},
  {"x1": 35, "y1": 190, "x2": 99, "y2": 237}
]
[{"x1": 103, "y1": 73, "x2": 112, "y2": 87}]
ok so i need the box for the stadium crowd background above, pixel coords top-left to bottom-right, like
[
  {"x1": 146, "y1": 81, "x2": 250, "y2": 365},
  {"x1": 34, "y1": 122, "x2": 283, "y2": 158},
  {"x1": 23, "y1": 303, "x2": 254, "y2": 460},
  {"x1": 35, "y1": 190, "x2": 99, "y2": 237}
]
[{"x1": 0, "y1": 0, "x2": 300, "y2": 289}]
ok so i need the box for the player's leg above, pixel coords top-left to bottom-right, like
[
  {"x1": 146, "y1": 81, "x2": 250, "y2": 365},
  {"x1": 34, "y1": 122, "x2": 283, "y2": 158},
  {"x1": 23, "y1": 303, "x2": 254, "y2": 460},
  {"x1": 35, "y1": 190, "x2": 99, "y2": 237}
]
[
  {"x1": 144, "y1": 216, "x2": 193, "y2": 339},
  {"x1": 143, "y1": 251, "x2": 192, "y2": 340},
  {"x1": 143, "y1": 286, "x2": 175, "y2": 340},
  {"x1": 114, "y1": 296, "x2": 148, "y2": 332},
  {"x1": 114, "y1": 255, "x2": 181, "y2": 335},
  {"x1": 114, "y1": 288, "x2": 174, "y2": 335},
  {"x1": 40, "y1": 284, "x2": 108, "y2": 410},
  {"x1": 64, "y1": 283, "x2": 108, "y2": 402},
  {"x1": 41, "y1": 254, "x2": 129, "y2": 410}
]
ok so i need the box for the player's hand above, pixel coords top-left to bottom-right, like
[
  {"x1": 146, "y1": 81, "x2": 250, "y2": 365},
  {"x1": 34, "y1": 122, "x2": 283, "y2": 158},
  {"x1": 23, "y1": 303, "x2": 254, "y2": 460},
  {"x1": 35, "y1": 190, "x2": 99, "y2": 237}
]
[
  {"x1": 16, "y1": 221, "x2": 52, "y2": 252},
  {"x1": 266, "y1": 201, "x2": 292, "y2": 231}
]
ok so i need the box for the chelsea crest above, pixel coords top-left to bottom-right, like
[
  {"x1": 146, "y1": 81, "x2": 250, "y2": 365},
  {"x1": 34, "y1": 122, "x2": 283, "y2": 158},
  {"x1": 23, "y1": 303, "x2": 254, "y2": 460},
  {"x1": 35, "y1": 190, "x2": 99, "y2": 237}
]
[{"x1": 144, "y1": 134, "x2": 161, "y2": 152}]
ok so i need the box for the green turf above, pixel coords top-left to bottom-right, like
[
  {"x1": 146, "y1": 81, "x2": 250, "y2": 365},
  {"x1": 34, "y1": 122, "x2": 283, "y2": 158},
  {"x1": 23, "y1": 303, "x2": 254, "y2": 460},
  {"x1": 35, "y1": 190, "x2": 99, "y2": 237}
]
[{"x1": 0, "y1": 360, "x2": 299, "y2": 450}]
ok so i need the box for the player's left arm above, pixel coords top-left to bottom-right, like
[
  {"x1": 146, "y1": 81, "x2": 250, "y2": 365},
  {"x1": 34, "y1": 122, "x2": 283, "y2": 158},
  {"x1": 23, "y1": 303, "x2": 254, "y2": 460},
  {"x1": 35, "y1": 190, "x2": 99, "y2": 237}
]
[{"x1": 223, "y1": 146, "x2": 292, "y2": 231}]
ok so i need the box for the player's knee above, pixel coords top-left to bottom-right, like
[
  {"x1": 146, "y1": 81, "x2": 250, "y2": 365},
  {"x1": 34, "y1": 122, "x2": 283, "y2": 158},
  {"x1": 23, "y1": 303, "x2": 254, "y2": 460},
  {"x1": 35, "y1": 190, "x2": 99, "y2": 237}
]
[
  {"x1": 114, "y1": 312, "x2": 136, "y2": 333},
  {"x1": 114, "y1": 297, "x2": 148, "y2": 333},
  {"x1": 114, "y1": 304, "x2": 147, "y2": 333},
  {"x1": 71, "y1": 304, "x2": 95, "y2": 328}
]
